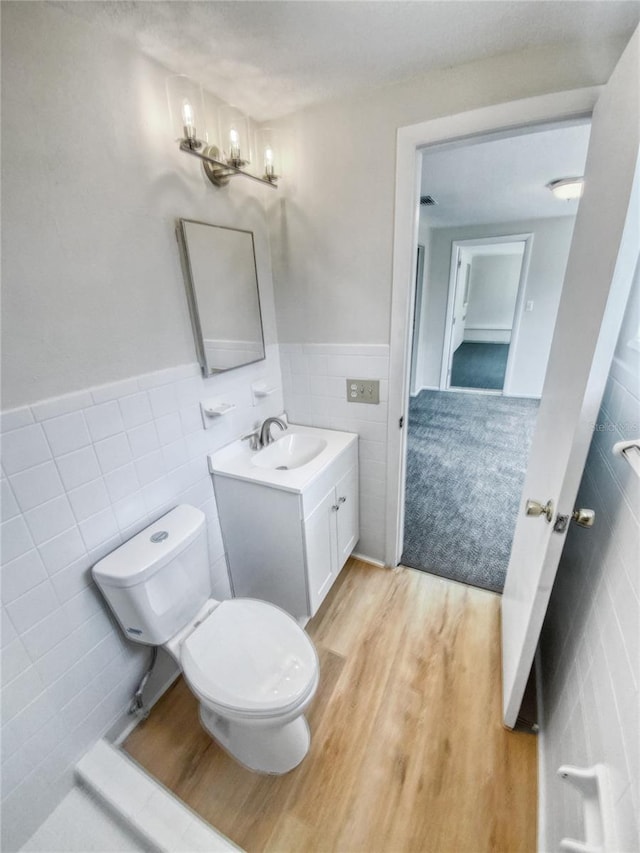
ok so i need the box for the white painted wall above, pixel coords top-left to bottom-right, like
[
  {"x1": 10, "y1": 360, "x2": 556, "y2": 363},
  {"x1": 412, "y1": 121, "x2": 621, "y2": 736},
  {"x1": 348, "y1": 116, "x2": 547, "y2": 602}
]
[
  {"x1": 539, "y1": 260, "x2": 639, "y2": 851},
  {"x1": 267, "y1": 42, "x2": 624, "y2": 347},
  {"x1": 1, "y1": 3, "x2": 279, "y2": 409},
  {"x1": 0, "y1": 4, "x2": 284, "y2": 849},
  {"x1": 463, "y1": 253, "x2": 523, "y2": 342},
  {"x1": 418, "y1": 217, "x2": 576, "y2": 397}
]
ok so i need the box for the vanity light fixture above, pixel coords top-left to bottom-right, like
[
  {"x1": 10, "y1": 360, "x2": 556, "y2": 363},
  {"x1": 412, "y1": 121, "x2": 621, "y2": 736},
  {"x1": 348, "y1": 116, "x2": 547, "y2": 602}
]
[
  {"x1": 258, "y1": 128, "x2": 280, "y2": 184},
  {"x1": 547, "y1": 177, "x2": 584, "y2": 200},
  {"x1": 168, "y1": 75, "x2": 279, "y2": 189}
]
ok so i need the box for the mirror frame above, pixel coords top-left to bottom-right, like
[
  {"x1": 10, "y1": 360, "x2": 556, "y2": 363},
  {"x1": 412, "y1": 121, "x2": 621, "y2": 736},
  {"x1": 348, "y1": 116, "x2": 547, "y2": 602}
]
[{"x1": 176, "y1": 218, "x2": 266, "y2": 376}]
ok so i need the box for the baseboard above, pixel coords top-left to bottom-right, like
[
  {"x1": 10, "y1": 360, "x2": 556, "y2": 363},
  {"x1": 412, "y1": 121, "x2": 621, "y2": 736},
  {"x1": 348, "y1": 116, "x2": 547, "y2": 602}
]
[
  {"x1": 351, "y1": 552, "x2": 387, "y2": 568},
  {"x1": 411, "y1": 385, "x2": 440, "y2": 396},
  {"x1": 502, "y1": 391, "x2": 542, "y2": 400},
  {"x1": 442, "y1": 386, "x2": 502, "y2": 396}
]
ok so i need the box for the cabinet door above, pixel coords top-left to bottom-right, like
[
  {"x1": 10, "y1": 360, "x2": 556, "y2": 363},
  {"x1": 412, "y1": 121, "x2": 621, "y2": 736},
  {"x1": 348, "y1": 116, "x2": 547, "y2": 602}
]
[
  {"x1": 335, "y1": 465, "x2": 359, "y2": 569},
  {"x1": 305, "y1": 486, "x2": 338, "y2": 616}
]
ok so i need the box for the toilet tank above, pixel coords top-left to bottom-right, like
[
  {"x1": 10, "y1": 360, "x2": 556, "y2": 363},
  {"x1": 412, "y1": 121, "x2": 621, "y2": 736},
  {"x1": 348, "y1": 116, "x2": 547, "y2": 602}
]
[{"x1": 92, "y1": 505, "x2": 211, "y2": 646}]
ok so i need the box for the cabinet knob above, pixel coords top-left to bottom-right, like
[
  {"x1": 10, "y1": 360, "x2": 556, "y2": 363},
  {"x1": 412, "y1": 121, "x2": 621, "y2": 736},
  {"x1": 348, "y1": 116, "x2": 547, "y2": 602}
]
[
  {"x1": 338, "y1": 496, "x2": 346, "y2": 504},
  {"x1": 332, "y1": 504, "x2": 340, "y2": 512}
]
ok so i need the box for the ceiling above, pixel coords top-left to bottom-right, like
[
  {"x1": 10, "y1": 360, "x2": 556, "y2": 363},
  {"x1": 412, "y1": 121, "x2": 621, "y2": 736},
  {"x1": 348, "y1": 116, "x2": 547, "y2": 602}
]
[
  {"x1": 420, "y1": 121, "x2": 592, "y2": 227},
  {"x1": 58, "y1": 1, "x2": 639, "y2": 121}
]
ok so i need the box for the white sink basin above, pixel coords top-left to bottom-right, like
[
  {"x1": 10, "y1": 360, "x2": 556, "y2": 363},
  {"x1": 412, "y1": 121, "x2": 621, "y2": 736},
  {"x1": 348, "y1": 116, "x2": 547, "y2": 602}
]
[
  {"x1": 208, "y1": 423, "x2": 357, "y2": 494},
  {"x1": 251, "y1": 434, "x2": 327, "y2": 470}
]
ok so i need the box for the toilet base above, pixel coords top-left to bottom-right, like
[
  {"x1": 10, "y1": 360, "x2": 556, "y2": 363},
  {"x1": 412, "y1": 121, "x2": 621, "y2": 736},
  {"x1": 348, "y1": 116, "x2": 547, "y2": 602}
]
[{"x1": 199, "y1": 706, "x2": 311, "y2": 775}]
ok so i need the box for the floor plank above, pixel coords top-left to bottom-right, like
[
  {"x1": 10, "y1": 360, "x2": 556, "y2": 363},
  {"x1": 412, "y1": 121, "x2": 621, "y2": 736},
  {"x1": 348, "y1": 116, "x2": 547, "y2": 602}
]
[{"x1": 124, "y1": 558, "x2": 537, "y2": 852}]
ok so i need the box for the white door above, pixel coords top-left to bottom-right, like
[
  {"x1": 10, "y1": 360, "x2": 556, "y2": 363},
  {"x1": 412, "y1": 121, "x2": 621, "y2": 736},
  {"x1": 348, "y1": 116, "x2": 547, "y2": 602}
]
[
  {"x1": 409, "y1": 245, "x2": 426, "y2": 395},
  {"x1": 501, "y1": 29, "x2": 640, "y2": 728},
  {"x1": 451, "y1": 255, "x2": 469, "y2": 354}
]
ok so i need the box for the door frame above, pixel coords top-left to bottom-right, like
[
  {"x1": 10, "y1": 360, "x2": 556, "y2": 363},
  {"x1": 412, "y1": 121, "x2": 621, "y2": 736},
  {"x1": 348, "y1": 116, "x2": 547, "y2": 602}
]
[
  {"x1": 438, "y1": 234, "x2": 534, "y2": 393},
  {"x1": 384, "y1": 88, "x2": 600, "y2": 568}
]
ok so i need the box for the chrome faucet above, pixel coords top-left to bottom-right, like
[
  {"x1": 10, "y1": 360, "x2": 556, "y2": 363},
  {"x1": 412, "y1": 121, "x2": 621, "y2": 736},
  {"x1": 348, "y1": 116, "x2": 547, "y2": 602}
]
[{"x1": 259, "y1": 417, "x2": 287, "y2": 447}]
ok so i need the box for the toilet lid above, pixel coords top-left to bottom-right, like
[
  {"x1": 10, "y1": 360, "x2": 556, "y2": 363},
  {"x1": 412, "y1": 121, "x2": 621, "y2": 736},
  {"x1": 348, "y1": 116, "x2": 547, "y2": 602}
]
[{"x1": 181, "y1": 599, "x2": 318, "y2": 715}]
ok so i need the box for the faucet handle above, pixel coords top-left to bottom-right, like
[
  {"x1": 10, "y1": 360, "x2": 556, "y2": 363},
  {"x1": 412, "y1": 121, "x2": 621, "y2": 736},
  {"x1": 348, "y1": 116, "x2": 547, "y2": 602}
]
[{"x1": 241, "y1": 431, "x2": 260, "y2": 451}]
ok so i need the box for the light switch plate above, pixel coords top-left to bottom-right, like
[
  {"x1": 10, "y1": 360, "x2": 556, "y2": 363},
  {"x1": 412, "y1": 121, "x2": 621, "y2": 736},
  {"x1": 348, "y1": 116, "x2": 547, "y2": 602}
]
[{"x1": 346, "y1": 379, "x2": 380, "y2": 404}]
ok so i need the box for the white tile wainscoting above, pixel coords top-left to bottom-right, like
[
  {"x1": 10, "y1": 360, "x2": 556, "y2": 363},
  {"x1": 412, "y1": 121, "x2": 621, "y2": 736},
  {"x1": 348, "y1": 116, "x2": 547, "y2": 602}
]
[
  {"x1": 0, "y1": 348, "x2": 283, "y2": 851},
  {"x1": 539, "y1": 356, "x2": 640, "y2": 852},
  {"x1": 279, "y1": 344, "x2": 390, "y2": 563}
]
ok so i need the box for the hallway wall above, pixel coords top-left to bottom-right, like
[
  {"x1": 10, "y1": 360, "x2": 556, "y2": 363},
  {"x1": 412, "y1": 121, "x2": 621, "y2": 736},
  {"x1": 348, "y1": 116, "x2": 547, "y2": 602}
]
[{"x1": 267, "y1": 41, "x2": 624, "y2": 348}]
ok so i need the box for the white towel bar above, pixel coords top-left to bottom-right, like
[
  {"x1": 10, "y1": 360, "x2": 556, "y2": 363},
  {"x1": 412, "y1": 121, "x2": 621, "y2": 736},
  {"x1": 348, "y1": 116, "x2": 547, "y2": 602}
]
[
  {"x1": 557, "y1": 764, "x2": 616, "y2": 853},
  {"x1": 612, "y1": 439, "x2": 640, "y2": 477}
]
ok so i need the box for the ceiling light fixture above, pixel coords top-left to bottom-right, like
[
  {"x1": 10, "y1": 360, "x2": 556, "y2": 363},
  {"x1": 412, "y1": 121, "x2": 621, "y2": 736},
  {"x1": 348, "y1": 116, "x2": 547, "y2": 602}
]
[
  {"x1": 547, "y1": 177, "x2": 584, "y2": 201},
  {"x1": 167, "y1": 75, "x2": 279, "y2": 190}
]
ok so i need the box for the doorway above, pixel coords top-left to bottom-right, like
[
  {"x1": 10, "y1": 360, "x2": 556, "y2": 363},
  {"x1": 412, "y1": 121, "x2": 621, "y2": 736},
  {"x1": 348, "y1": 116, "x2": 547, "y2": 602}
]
[
  {"x1": 386, "y1": 94, "x2": 601, "y2": 576},
  {"x1": 398, "y1": 118, "x2": 590, "y2": 592},
  {"x1": 442, "y1": 237, "x2": 531, "y2": 394}
]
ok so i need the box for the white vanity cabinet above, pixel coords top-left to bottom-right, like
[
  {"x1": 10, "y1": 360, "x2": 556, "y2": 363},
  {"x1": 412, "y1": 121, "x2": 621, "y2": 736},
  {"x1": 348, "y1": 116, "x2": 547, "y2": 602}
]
[{"x1": 212, "y1": 435, "x2": 358, "y2": 619}]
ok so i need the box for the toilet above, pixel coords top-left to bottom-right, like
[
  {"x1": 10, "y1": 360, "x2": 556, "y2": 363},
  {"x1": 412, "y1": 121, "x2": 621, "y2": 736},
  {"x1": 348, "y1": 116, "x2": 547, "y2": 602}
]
[{"x1": 92, "y1": 504, "x2": 319, "y2": 774}]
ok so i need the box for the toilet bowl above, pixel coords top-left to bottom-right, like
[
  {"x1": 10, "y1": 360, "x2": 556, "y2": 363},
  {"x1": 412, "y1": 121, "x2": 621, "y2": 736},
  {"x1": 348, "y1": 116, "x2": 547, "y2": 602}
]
[
  {"x1": 92, "y1": 504, "x2": 319, "y2": 774},
  {"x1": 179, "y1": 597, "x2": 319, "y2": 773}
]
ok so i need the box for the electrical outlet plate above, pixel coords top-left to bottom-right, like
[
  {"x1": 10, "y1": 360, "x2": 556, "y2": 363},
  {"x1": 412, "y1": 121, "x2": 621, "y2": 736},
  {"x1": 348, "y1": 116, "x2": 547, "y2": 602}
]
[{"x1": 346, "y1": 379, "x2": 380, "y2": 404}]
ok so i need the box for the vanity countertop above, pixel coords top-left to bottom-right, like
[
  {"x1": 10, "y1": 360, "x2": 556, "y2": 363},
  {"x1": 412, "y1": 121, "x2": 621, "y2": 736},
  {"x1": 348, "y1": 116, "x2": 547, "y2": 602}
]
[{"x1": 208, "y1": 423, "x2": 357, "y2": 494}]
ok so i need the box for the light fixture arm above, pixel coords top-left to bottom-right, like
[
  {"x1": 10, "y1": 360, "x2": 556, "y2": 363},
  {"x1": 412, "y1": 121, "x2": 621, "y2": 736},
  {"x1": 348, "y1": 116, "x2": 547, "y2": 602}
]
[{"x1": 179, "y1": 141, "x2": 278, "y2": 188}]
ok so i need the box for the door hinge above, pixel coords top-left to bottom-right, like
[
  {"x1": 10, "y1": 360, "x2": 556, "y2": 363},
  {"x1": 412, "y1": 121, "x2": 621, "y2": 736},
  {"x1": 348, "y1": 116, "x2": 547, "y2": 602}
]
[{"x1": 399, "y1": 416, "x2": 404, "y2": 429}]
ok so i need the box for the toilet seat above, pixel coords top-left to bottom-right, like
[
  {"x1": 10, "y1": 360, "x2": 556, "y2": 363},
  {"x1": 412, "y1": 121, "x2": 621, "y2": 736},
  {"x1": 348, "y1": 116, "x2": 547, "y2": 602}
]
[{"x1": 181, "y1": 599, "x2": 318, "y2": 717}]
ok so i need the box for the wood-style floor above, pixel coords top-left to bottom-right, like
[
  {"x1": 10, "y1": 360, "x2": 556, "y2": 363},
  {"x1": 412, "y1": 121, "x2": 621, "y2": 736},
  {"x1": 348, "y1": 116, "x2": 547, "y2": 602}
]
[{"x1": 124, "y1": 558, "x2": 537, "y2": 853}]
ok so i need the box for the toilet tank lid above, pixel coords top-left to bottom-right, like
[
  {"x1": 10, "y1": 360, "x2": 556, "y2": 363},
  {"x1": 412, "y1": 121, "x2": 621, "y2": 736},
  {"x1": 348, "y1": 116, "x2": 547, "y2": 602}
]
[{"x1": 92, "y1": 504, "x2": 205, "y2": 589}]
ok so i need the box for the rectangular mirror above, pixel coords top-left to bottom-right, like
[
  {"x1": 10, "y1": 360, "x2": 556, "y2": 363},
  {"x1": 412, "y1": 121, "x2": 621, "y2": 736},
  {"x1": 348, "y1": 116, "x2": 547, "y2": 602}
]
[{"x1": 176, "y1": 219, "x2": 266, "y2": 375}]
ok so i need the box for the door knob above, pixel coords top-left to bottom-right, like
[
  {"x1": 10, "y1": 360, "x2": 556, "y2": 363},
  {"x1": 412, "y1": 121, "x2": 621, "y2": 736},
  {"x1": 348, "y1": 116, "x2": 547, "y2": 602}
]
[
  {"x1": 553, "y1": 507, "x2": 596, "y2": 533},
  {"x1": 525, "y1": 499, "x2": 554, "y2": 523},
  {"x1": 572, "y1": 508, "x2": 595, "y2": 528}
]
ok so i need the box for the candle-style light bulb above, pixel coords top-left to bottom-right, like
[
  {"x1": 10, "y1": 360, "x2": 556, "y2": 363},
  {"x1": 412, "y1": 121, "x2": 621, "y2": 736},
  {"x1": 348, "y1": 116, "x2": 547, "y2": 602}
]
[
  {"x1": 264, "y1": 146, "x2": 275, "y2": 179},
  {"x1": 229, "y1": 127, "x2": 241, "y2": 162},
  {"x1": 182, "y1": 101, "x2": 196, "y2": 142}
]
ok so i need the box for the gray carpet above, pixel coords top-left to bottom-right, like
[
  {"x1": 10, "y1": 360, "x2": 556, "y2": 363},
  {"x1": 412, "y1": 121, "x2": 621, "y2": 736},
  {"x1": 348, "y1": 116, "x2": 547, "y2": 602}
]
[
  {"x1": 401, "y1": 390, "x2": 539, "y2": 593},
  {"x1": 451, "y1": 342, "x2": 509, "y2": 390}
]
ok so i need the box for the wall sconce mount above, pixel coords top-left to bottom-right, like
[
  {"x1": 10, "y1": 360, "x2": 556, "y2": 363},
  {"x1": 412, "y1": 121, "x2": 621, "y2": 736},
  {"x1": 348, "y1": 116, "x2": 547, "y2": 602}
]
[{"x1": 179, "y1": 139, "x2": 278, "y2": 188}]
